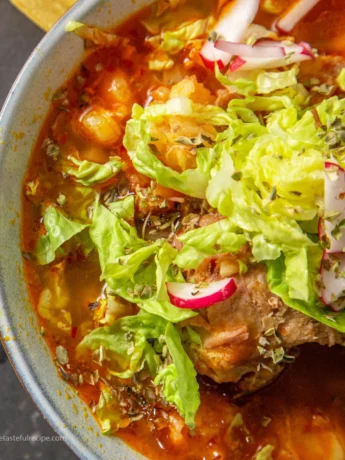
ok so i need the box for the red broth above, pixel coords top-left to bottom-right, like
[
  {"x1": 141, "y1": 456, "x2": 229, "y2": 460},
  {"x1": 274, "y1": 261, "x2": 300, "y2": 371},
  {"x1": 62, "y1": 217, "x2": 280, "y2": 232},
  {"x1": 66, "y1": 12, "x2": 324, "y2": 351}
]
[{"x1": 21, "y1": 1, "x2": 345, "y2": 458}]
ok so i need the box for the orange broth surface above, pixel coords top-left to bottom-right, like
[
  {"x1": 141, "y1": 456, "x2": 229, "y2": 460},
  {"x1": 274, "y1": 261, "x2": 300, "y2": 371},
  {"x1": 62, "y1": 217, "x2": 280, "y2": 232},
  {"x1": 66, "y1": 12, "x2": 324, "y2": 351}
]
[{"x1": 21, "y1": 0, "x2": 345, "y2": 458}]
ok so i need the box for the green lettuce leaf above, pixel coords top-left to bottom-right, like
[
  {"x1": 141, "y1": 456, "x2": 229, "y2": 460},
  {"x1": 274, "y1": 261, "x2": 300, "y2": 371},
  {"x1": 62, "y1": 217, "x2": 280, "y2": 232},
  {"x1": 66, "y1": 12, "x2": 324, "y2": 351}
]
[
  {"x1": 95, "y1": 386, "x2": 125, "y2": 434},
  {"x1": 156, "y1": 322, "x2": 200, "y2": 429},
  {"x1": 90, "y1": 204, "x2": 196, "y2": 322},
  {"x1": 175, "y1": 219, "x2": 247, "y2": 269},
  {"x1": 108, "y1": 195, "x2": 135, "y2": 220},
  {"x1": 267, "y1": 252, "x2": 345, "y2": 333},
  {"x1": 107, "y1": 251, "x2": 196, "y2": 322},
  {"x1": 285, "y1": 248, "x2": 309, "y2": 302},
  {"x1": 216, "y1": 66, "x2": 298, "y2": 96},
  {"x1": 65, "y1": 21, "x2": 125, "y2": 48},
  {"x1": 255, "y1": 445, "x2": 275, "y2": 460},
  {"x1": 35, "y1": 206, "x2": 89, "y2": 265},
  {"x1": 337, "y1": 68, "x2": 345, "y2": 91},
  {"x1": 102, "y1": 240, "x2": 163, "y2": 280},
  {"x1": 228, "y1": 91, "x2": 304, "y2": 113},
  {"x1": 155, "y1": 242, "x2": 178, "y2": 301},
  {"x1": 124, "y1": 117, "x2": 218, "y2": 198},
  {"x1": 89, "y1": 204, "x2": 145, "y2": 277},
  {"x1": 206, "y1": 145, "x2": 317, "y2": 302},
  {"x1": 79, "y1": 312, "x2": 200, "y2": 427},
  {"x1": 139, "y1": 298, "x2": 196, "y2": 322},
  {"x1": 66, "y1": 156, "x2": 123, "y2": 186},
  {"x1": 124, "y1": 97, "x2": 234, "y2": 199},
  {"x1": 148, "y1": 58, "x2": 174, "y2": 70},
  {"x1": 137, "y1": 97, "x2": 234, "y2": 125},
  {"x1": 65, "y1": 21, "x2": 84, "y2": 32},
  {"x1": 159, "y1": 19, "x2": 208, "y2": 54},
  {"x1": 251, "y1": 234, "x2": 281, "y2": 262},
  {"x1": 77, "y1": 311, "x2": 167, "y2": 378}
]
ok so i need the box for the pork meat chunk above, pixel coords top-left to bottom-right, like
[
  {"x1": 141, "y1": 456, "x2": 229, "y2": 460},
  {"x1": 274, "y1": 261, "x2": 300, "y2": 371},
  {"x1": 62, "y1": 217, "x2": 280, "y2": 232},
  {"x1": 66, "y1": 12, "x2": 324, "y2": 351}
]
[{"x1": 185, "y1": 265, "x2": 345, "y2": 391}]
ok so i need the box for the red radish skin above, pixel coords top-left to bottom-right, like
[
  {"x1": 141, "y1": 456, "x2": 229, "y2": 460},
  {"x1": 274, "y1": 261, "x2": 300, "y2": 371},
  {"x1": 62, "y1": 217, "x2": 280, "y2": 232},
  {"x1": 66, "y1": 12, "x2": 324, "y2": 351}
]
[
  {"x1": 277, "y1": 0, "x2": 321, "y2": 33},
  {"x1": 323, "y1": 162, "x2": 345, "y2": 253},
  {"x1": 167, "y1": 278, "x2": 237, "y2": 309},
  {"x1": 230, "y1": 57, "x2": 247, "y2": 72},
  {"x1": 300, "y1": 41, "x2": 314, "y2": 57},
  {"x1": 200, "y1": 0, "x2": 259, "y2": 69},
  {"x1": 320, "y1": 252, "x2": 345, "y2": 311},
  {"x1": 200, "y1": 54, "x2": 224, "y2": 70}
]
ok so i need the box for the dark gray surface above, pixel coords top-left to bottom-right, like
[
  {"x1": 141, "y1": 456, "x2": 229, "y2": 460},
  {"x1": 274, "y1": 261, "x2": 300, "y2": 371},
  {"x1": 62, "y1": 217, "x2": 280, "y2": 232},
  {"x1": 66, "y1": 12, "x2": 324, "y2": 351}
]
[{"x1": 0, "y1": 0, "x2": 77, "y2": 458}]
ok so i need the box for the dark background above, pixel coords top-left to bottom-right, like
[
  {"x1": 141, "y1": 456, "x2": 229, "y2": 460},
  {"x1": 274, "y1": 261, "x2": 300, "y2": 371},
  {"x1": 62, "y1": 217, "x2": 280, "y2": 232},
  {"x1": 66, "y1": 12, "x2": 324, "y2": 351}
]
[{"x1": 0, "y1": 0, "x2": 77, "y2": 458}]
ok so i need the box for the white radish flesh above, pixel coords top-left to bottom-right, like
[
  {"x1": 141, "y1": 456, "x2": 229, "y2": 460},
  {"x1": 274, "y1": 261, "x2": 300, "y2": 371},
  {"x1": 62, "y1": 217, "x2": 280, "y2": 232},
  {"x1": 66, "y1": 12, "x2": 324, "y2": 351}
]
[
  {"x1": 320, "y1": 253, "x2": 345, "y2": 311},
  {"x1": 215, "y1": 40, "x2": 285, "y2": 58},
  {"x1": 324, "y1": 162, "x2": 345, "y2": 253},
  {"x1": 229, "y1": 40, "x2": 313, "y2": 72},
  {"x1": 167, "y1": 278, "x2": 237, "y2": 309},
  {"x1": 200, "y1": 0, "x2": 260, "y2": 69},
  {"x1": 277, "y1": 0, "x2": 321, "y2": 33}
]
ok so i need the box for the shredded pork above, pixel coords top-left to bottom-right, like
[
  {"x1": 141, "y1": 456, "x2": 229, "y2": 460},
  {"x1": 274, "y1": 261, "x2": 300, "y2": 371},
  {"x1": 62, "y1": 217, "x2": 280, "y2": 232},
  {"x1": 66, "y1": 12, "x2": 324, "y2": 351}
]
[{"x1": 185, "y1": 265, "x2": 345, "y2": 391}]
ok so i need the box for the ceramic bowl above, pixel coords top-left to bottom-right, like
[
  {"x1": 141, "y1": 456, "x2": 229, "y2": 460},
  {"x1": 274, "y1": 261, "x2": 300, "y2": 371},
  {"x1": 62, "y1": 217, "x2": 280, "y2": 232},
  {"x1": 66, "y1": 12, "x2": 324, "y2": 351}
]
[{"x1": 0, "y1": 1, "x2": 152, "y2": 458}]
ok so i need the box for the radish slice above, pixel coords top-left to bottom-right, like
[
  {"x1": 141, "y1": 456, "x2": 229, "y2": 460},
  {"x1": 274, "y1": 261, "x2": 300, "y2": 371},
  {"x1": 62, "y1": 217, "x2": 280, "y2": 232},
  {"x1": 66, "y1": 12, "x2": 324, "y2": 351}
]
[
  {"x1": 230, "y1": 57, "x2": 247, "y2": 72},
  {"x1": 300, "y1": 41, "x2": 314, "y2": 57},
  {"x1": 255, "y1": 39, "x2": 303, "y2": 52},
  {"x1": 320, "y1": 253, "x2": 345, "y2": 311},
  {"x1": 167, "y1": 278, "x2": 237, "y2": 309},
  {"x1": 200, "y1": 0, "x2": 260, "y2": 69},
  {"x1": 215, "y1": 40, "x2": 286, "y2": 58},
  {"x1": 277, "y1": 0, "x2": 321, "y2": 33},
  {"x1": 229, "y1": 40, "x2": 313, "y2": 72},
  {"x1": 323, "y1": 162, "x2": 345, "y2": 253}
]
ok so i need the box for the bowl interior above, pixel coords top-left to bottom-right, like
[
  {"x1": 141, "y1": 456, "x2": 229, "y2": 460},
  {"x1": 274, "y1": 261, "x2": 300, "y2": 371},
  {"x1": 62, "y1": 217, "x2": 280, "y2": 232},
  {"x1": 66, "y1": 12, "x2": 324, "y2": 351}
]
[{"x1": 0, "y1": 0, "x2": 152, "y2": 458}]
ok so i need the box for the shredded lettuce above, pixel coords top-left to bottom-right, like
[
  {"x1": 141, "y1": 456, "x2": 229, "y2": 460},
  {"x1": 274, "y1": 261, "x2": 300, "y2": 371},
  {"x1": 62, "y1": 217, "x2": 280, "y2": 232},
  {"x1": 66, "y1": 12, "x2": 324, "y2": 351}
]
[
  {"x1": 123, "y1": 97, "x2": 234, "y2": 198},
  {"x1": 205, "y1": 95, "x2": 326, "y2": 305},
  {"x1": 337, "y1": 68, "x2": 345, "y2": 91},
  {"x1": 267, "y1": 252, "x2": 345, "y2": 333},
  {"x1": 65, "y1": 156, "x2": 123, "y2": 186},
  {"x1": 95, "y1": 386, "x2": 126, "y2": 434},
  {"x1": 155, "y1": 242, "x2": 178, "y2": 301},
  {"x1": 108, "y1": 196, "x2": 135, "y2": 220},
  {"x1": 65, "y1": 21, "x2": 83, "y2": 32},
  {"x1": 150, "y1": 18, "x2": 208, "y2": 55},
  {"x1": 175, "y1": 219, "x2": 247, "y2": 269},
  {"x1": 145, "y1": 15, "x2": 207, "y2": 70},
  {"x1": 124, "y1": 118, "x2": 217, "y2": 198},
  {"x1": 251, "y1": 234, "x2": 281, "y2": 263},
  {"x1": 90, "y1": 204, "x2": 196, "y2": 322},
  {"x1": 103, "y1": 240, "x2": 163, "y2": 281},
  {"x1": 216, "y1": 65, "x2": 299, "y2": 96},
  {"x1": 255, "y1": 445, "x2": 275, "y2": 460},
  {"x1": 78, "y1": 312, "x2": 200, "y2": 427},
  {"x1": 77, "y1": 312, "x2": 167, "y2": 378},
  {"x1": 37, "y1": 262, "x2": 71, "y2": 332},
  {"x1": 148, "y1": 58, "x2": 175, "y2": 70},
  {"x1": 35, "y1": 206, "x2": 89, "y2": 265},
  {"x1": 285, "y1": 248, "x2": 309, "y2": 302},
  {"x1": 65, "y1": 21, "x2": 125, "y2": 47},
  {"x1": 155, "y1": 322, "x2": 200, "y2": 429},
  {"x1": 137, "y1": 97, "x2": 234, "y2": 125},
  {"x1": 89, "y1": 204, "x2": 144, "y2": 277}
]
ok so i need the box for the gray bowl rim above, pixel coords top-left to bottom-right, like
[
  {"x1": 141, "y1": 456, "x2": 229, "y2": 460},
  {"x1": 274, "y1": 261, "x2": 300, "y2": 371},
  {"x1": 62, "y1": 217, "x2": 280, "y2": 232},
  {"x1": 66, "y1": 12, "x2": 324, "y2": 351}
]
[{"x1": 0, "y1": 1, "x2": 111, "y2": 458}]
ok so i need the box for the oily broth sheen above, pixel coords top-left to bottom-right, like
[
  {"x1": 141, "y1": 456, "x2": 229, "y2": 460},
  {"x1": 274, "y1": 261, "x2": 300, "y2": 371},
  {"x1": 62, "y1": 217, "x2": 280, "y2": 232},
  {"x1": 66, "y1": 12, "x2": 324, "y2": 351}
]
[{"x1": 21, "y1": 0, "x2": 345, "y2": 458}]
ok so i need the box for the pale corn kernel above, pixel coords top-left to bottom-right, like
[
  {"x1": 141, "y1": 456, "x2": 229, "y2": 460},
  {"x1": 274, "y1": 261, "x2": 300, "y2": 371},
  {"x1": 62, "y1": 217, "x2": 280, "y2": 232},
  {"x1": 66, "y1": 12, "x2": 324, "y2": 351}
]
[
  {"x1": 150, "y1": 86, "x2": 170, "y2": 103},
  {"x1": 219, "y1": 260, "x2": 239, "y2": 278},
  {"x1": 100, "y1": 70, "x2": 133, "y2": 105},
  {"x1": 80, "y1": 107, "x2": 121, "y2": 144},
  {"x1": 164, "y1": 145, "x2": 196, "y2": 172}
]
